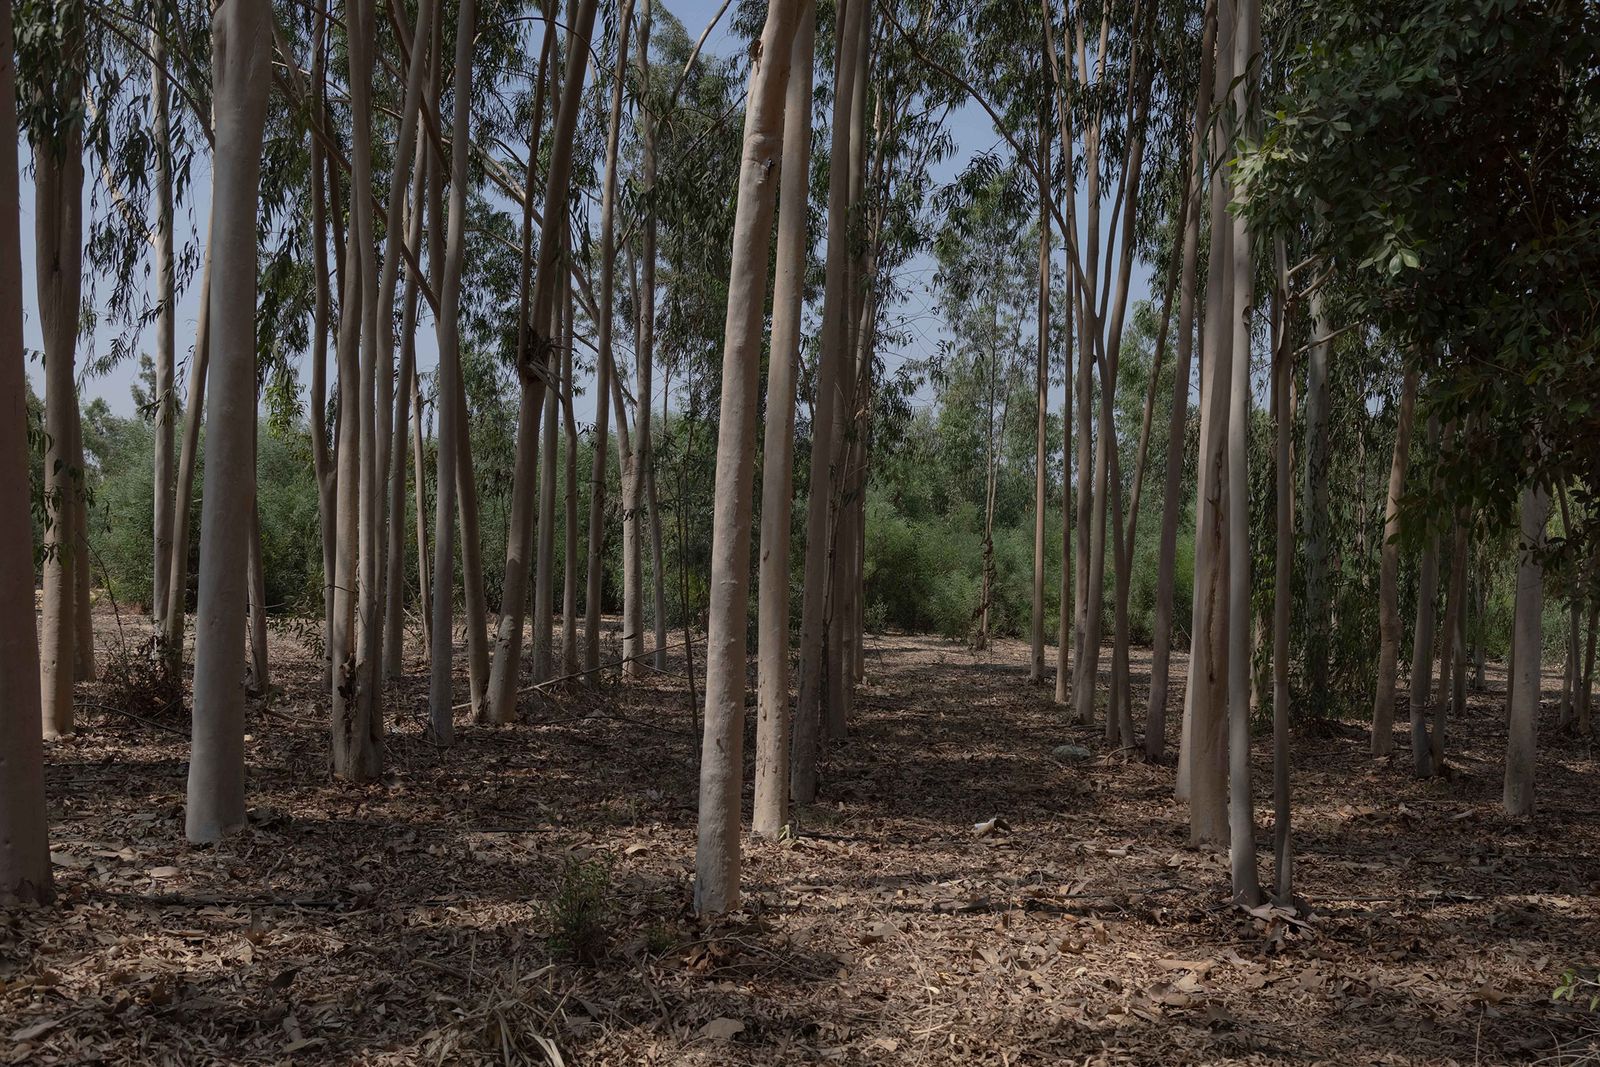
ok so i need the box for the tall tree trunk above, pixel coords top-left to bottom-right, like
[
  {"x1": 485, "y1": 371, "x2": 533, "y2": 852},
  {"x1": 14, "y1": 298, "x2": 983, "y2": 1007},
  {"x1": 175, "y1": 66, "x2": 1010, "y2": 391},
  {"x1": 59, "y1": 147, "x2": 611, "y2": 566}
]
[
  {"x1": 427, "y1": 0, "x2": 486, "y2": 745},
  {"x1": 753, "y1": 0, "x2": 817, "y2": 840},
  {"x1": 69, "y1": 404, "x2": 94, "y2": 681},
  {"x1": 1408, "y1": 416, "x2": 1440, "y2": 776},
  {"x1": 1146, "y1": 3, "x2": 1213, "y2": 757},
  {"x1": 484, "y1": 0, "x2": 600, "y2": 718},
  {"x1": 1030, "y1": 91, "x2": 1050, "y2": 686},
  {"x1": 187, "y1": 0, "x2": 272, "y2": 842},
  {"x1": 0, "y1": 0, "x2": 52, "y2": 898},
  {"x1": 150, "y1": 21, "x2": 176, "y2": 631},
  {"x1": 385, "y1": 121, "x2": 434, "y2": 681},
  {"x1": 1224, "y1": 0, "x2": 1261, "y2": 905},
  {"x1": 584, "y1": 0, "x2": 636, "y2": 682},
  {"x1": 533, "y1": 308, "x2": 559, "y2": 681},
  {"x1": 793, "y1": 0, "x2": 866, "y2": 806},
  {"x1": 1578, "y1": 599, "x2": 1596, "y2": 736},
  {"x1": 1372, "y1": 368, "x2": 1417, "y2": 754},
  {"x1": 309, "y1": 38, "x2": 336, "y2": 690},
  {"x1": 562, "y1": 266, "x2": 581, "y2": 676},
  {"x1": 1270, "y1": 247, "x2": 1293, "y2": 905},
  {"x1": 1430, "y1": 507, "x2": 1468, "y2": 772},
  {"x1": 1504, "y1": 483, "x2": 1549, "y2": 816},
  {"x1": 1184, "y1": 0, "x2": 1234, "y2": 843},
  {"x1": 411, "y1": 372, "x2": 431, "y2": 651},
  {"x1": 1301, "y1": 289, "x2": 1333, "y2": 714},
  {"x1": 622, "y1": 0, "x2": 656, "y2": 679},
  {"x1": 695, "y1": 0, "x2": 802, "y2": 914},
  {"x1": 162, "y1": 241, "x2": 211, "y2": 676},
  {"x1": 33, "y1": 26, "x2": 86, "y2": 736}
]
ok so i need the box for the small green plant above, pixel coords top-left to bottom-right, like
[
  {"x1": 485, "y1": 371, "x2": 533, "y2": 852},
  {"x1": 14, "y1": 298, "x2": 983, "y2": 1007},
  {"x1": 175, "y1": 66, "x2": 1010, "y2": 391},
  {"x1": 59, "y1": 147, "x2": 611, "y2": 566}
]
[
  {"x1": 1554, "y1": 969, "x2": 1600, "y2": 1011},
  {"x1": 544, "y1": 854, "x2": 614, "y2": 963},
  {"x1": 642, "y1": 921, "x2": 680, "y2": 958}
]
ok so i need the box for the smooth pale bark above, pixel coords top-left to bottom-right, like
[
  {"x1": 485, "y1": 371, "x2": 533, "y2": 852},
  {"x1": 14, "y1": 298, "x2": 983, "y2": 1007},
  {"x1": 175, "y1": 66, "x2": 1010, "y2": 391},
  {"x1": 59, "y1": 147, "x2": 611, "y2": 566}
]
[
  {"x1": 330, "y1": 0, "x2": 384, "y2": 781},
  {"x1": 187, "y1": 0, "x2": 272, "y2": 843},
  {"x1": 427, "y1": 0, "x2": 484, "y2": 746},
  {"x1": 1029, "y1": 94, "x2": 1049, "y2": 686},
  {"x1": 822, "y1": 9, "x2": 871, "y2": 739},
  {"x1": 1409, "y1": 417, "x2": 1440, "y2": 776},
  {"x1": 453, "y1": 360, "x2": 490, "y2": 716},
  {"x1": 34, "y1": 46, "x2": 86, "y2": 736},
  {"x1": 694, "y1": 0, "x2": 801, "y2": 915},
  {"x1": 584, "y1": 0, "x2": 636, "y2": 682},
  {"x1": 1372, "y1": 369, "x2": 1418, "y2": 754},
  {"x1": 150, "y1": 23, "x2": 176, "y2": 631},
  {"x1": 385, "y1": 123, "x2": 434, "y2": 681},
  {"x1": 1053, "y1": 282, "x2": 1073, "y2": 705},
  {"x1": 793, "y1": 0, "x2": 866, "y2": 806},
  {"x1": 309, "y1": 48, "x2": 336, "y2": 689},
  {"x1": 0, "y1": 0, "x2": 52, "y2": 899},
  {"x1": 753, "y1": 0, "x2": 816, "y2": 841},
  {"x1": 1504, "y1": 484, "x2": 1549, "y2": 815},
  {"x1": 1556, "y1": 487, "x2": 1579, "y2": 729},
  {"x1": 1147, "y1": 7, "x2": 1213, "y2": 757},
  {"x1": 1185, "y1": 0, "x2": 1234, "y2": 844},
  {"x1": 1301, "y1": 289, "x2": 1333, "y2": 712},
  {"x1": 484, "y1": 0, "x2": 600, "y2": 718},
  {"x1": 622, "y1": 0, "x2": 656, "y2": 679},
  {"x1": 1224, "y1": 0, "x2": 1261, "y2": 906},
  {"x1": 69, "y1": 394, "x2": 94, "y2": 681}
]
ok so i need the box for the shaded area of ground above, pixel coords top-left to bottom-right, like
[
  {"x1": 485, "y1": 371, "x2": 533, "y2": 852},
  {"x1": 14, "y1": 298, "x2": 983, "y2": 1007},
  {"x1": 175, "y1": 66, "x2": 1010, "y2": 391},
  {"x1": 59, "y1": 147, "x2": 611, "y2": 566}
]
[{"x1": 2, "y1": 617, "x2": 1598, "y2": 1064}]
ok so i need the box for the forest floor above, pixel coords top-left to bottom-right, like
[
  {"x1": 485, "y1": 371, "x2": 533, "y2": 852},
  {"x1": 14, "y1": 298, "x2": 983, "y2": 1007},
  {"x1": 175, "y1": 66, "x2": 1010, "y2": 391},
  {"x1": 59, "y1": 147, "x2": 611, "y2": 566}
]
[{"x1": 3, "y1": 614, "x2": 1599, "y2": 1065}]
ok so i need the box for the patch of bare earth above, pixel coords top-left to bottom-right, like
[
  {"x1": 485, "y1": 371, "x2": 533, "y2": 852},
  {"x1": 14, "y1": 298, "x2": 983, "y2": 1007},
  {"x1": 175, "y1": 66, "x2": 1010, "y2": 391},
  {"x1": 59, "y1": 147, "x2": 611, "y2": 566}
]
[{"x1": 3, "y1": 617, "x2": 1598, "y2": 1064}]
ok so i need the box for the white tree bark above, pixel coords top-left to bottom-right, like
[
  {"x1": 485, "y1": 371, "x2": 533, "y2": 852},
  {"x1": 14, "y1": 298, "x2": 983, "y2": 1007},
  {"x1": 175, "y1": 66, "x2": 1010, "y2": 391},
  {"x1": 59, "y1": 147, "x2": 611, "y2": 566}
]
[
  {"x1": 695, "y1": 0, "x2": 803, "y2": 914},
  {"x1": 187, "y1": 0, "x2": 273, "y2": 843}
]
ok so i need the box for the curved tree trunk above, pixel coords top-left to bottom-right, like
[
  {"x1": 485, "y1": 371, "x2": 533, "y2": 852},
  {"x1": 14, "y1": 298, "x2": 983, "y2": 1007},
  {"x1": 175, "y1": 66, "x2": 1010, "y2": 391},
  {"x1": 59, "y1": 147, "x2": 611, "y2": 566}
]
[
  {"x1": 186, "y1": 0, "x2": 272, "y2": 842},
  {"x1": 1372, "y1": 368, "x2": 1417, "y2": 754},
  {"x1": 0, "y1": 0, "x2": 53, "y2": 898},
  {"x1": 695, "y1": 0, "x2": 802, "y2": 914}
]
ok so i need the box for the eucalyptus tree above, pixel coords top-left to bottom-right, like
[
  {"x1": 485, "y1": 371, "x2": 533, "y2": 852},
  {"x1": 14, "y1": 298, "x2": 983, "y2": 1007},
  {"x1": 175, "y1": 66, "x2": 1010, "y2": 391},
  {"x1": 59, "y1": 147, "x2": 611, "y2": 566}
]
[
  {"x1": 1371, "y1": 369, "x2": 1418, "y2": 755},
  {"x1": 0, "y1": 0, "x2": 52, "y2": 899},
  {"x1": 793, "y1": 0, "x2": 870, "y2": 804},
  {"x1": 19, "y1": 0, "x2": 90, "y2": 736},
  {"x1": 185, "y1": 0, "x2": 273, "y2": 843},
  {"x1": 753, "y1": 0, "x2": 818, "y2": 840},
  {"x1": 482, "y1": 0, "x2": 601, "y2": 724},
  {"x1": 694, "y1": 0, "x2": 804, "y2": 915}
]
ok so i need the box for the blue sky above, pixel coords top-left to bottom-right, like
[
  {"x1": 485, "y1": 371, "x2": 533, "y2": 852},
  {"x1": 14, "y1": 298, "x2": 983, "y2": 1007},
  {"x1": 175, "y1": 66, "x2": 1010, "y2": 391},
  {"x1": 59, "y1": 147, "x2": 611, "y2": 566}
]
[{"x1": 18, "y1": 0, "x2": 1150, "y2": 425}]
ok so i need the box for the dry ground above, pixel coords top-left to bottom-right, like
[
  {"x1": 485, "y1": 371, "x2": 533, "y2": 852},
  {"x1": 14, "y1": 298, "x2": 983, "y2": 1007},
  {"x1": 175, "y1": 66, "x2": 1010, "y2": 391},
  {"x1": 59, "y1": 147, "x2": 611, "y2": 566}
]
[{"x1": 3, "y1": 614, "x2": 1598, "y2": 1065}]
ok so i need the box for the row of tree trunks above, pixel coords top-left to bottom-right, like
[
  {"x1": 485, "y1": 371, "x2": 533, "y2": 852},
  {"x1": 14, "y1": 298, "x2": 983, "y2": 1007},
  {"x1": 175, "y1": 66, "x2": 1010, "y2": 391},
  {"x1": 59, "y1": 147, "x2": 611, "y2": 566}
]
[{"x1": 793, "y1": 0, "x2": 868, "y2": 807}]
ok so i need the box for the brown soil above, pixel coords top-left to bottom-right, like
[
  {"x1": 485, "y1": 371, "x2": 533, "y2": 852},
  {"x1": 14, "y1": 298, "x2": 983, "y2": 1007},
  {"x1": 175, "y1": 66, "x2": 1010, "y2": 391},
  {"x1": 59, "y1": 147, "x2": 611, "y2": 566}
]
[{"x1": 3, "y1": 617, "x2": 1597, "y2": 1064}]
